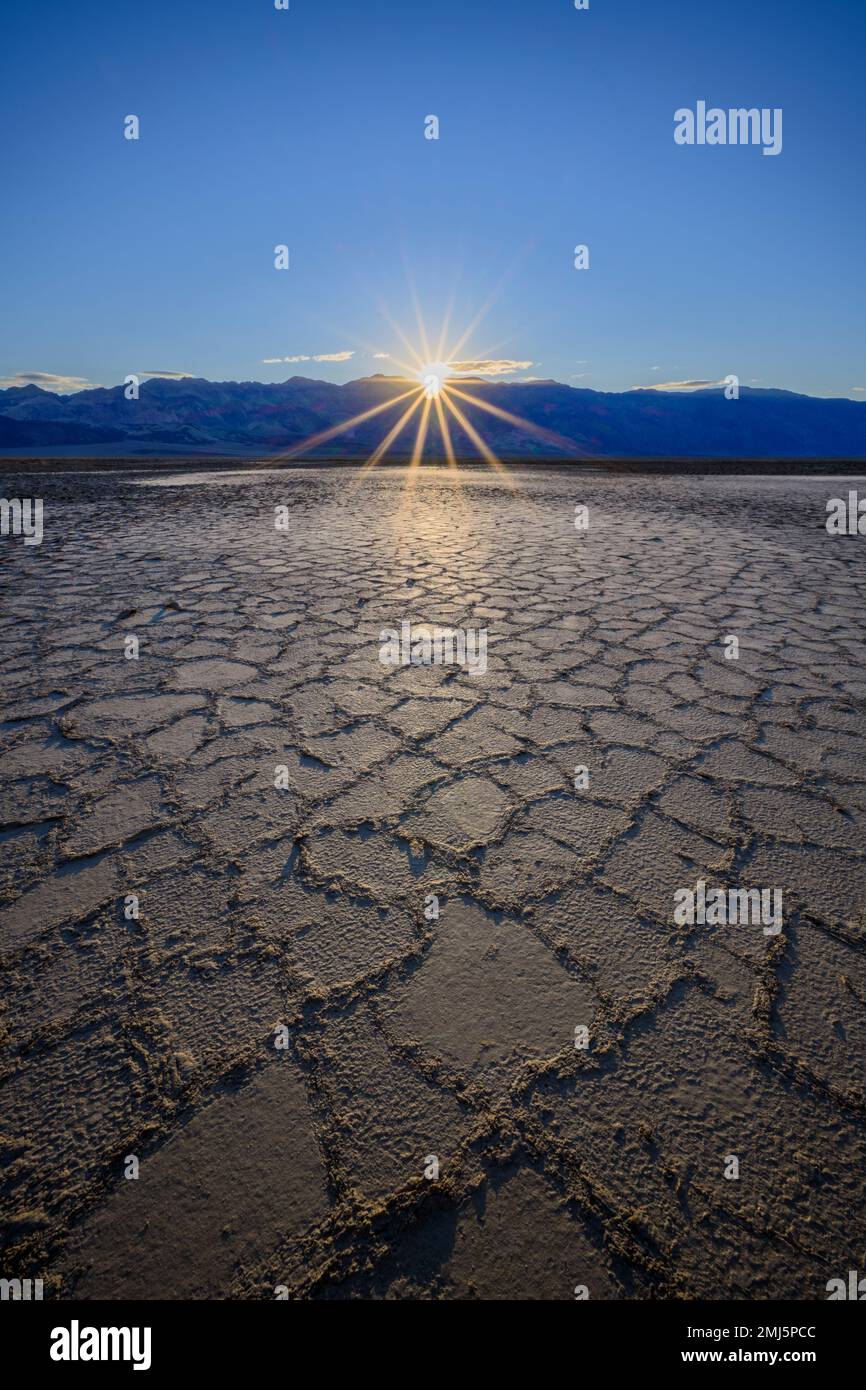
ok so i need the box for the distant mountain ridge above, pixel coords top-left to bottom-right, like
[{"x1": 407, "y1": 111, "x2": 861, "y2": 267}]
[{"x1": 1, "y1": 374, "x2": 864, "y2": 458}]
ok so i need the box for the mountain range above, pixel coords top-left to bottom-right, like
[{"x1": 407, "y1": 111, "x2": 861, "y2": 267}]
[{"x1": 1, "y1": 375, "x2": 865, "y2": 459}]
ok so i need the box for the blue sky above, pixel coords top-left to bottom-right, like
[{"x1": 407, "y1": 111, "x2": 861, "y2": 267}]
[{"x1": 1, "y1": 0, "x2": 864, "y2": 398}]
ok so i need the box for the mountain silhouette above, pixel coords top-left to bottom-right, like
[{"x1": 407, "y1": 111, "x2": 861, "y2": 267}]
[{"x1": 1, "y1": 375, "x2": 864, "y2": 458}]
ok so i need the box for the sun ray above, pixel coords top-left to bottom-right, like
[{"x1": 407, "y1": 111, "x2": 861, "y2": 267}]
[
  {"x1": 431, "y1": 391, "x2": 477, "y2": 525},
  {"x1": 268, "y1": 296, "x2": 574, "y2": 485},
  {"x1": 393, "y1": 396, "x2": 436, "y2": 524},
  {"x1": 444, "y1": 296, "x2": 498, "y2": 369},
  {"x1": 305, "y1": 320, "x2": 422, "y2": 383},
  {"x1": 433, "y1": 392, "x2": 458, "y2": 470},
  {"x1": 435, "y1": 286, "x2": 458, "y2": 363},
  {"x1": 347, "y1": 338, "x2": 423, "y2": 380},
  {"x1": 409, "y1": 395, "x2": 433, "y2": 470},
  {"x1": 445, "y1": 384, "x2": 580, "y2": 456},
  {"x1": 348, "y1": 389, "x2": 426, "y2": 491},
  {"x1": 378, "y1": 304, "x2": 426, "y2": 372},
  {"x1": 360, "y1": 390, "x2": 425, "y2": 471},
  {"x1": 411, "y1": 294, "x2": 434, "y2": 368},
  {"x1": 448, "y1": 330, "x2": 527, "y2": 371},
  {"x1": 272, "y1": 385, "x2": 421, "y2": 462},
  {"x1": 399, "y1": 257, "x2": 434, "y2": 366},
  {"x1": 442, "y1": 250, "x2": 531, "y2": 365},
  {"x1": 440, "y1": 389, "x2": 520, "y2": 490},
  {"x1": 387, "y1": 358, "x2": 426, "y2": 380}
]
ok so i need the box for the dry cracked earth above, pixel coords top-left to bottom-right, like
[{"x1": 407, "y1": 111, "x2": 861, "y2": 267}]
[{"x1": 1, "y1": 463, "x2": 865, "y2": 1301}]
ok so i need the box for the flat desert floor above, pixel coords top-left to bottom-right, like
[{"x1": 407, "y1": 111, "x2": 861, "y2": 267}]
[{"x1": 1, "y1": 464, "x2": 865, "y2": 1300}]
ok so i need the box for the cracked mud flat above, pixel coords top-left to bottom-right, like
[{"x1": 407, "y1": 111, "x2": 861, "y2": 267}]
[{"x1": 1, "y1": 463, "x2": 865, "y2": 1301}]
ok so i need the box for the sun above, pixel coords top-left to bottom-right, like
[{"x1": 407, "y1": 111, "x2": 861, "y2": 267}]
[
  {"x1": 273, "y1": 304, "x2": 573, "y2": 478},
  {"x1": 419, "y1": 363, "x2": 451, "y2": 399}
]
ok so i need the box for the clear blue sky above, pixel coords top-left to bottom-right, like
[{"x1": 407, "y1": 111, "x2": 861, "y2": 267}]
[{"x1": 1, "y1": 0, "x2": 864, "y2": 398}]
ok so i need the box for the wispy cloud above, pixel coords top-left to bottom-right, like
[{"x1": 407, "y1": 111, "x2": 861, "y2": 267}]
[
  {"x1": 373, "y1": 352, "x2": 390, "y2": 359},
  {"x1": 262, "y1": 351, "x2": 355, "y2": 365},
  {"x1": 448, "y1": 358, "x2": 534, "y2": 377},
  {"x1": 0, "y1": 370, "x2": 100, "y2": 393},
  {"x1": 139, "y1": 369, "x2": 194, "y2": 379},
  {"x1": 631, "y1": 378, "x2": 727, "y2": 392}
]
